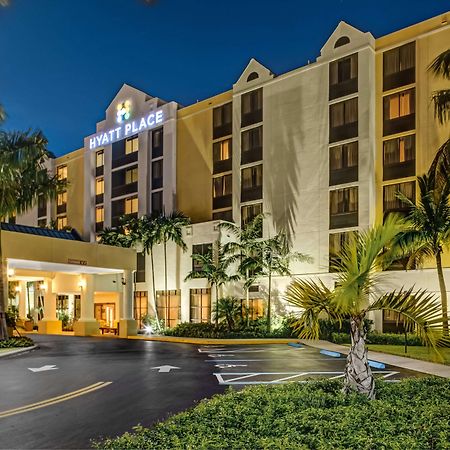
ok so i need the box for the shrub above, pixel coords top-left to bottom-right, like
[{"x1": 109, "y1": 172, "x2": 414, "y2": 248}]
[
  {"x1": 93, "y1": 377, "x2": 450, "y2": 450},
  {"x1": 5, "y1": 305, "x2": 19, "y2": 328},
  {"x1": 0, "y1": 336, "x2": 35, "y2": 348},
  {"x1": 318, "y1": 318, "x2": 373, "y2": 340},
  {"x1": 330, "y1": 332, "x2": 423, "y2": 346}
]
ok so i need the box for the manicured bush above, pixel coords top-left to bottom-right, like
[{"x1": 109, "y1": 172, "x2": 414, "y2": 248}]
[
  {"x1": 318, "y1": 318, "x2": 373, "y2": 340},
  {"x1": 330, "y1": 332, "x2": 423, "y2": 346},
  {"x1": 0, "y1": 336, "x2": 34, "y2": 348},
  {"x1": 93, "y1": 377, "x2": 450, "y2": 450}
]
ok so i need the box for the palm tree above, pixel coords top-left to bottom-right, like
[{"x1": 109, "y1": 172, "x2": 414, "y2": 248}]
[
  {"x1": 99, "y1": 214, "x2": 162, "y2": 331},
  {"x1": 156, "y1": 211, "x2": 190, "y2": 324},
  {"x1": 213, "y1": 296, "x2": 242, "y2": 331},
  {"x1": 285, "y1": 216, "x2": 448, "y2": 399},
  {"x1": 394, "y1": 174, "x2": 450, "y2": 335},
  {"x1": 185, "y1": 241, "x2": 239, "y2": 326},
  {"x1": 0, "y1": 130, "x2": 65, "y2": 340}
]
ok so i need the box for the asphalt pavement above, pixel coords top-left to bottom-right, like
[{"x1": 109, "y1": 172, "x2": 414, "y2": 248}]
[{"x1": 0, "y1": 335, "x2": 425, "y2": 449}]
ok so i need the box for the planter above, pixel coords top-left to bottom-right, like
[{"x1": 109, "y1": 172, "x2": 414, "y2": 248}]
[
  {"x1": 24, "y1": 320, "x2": 34, "y2": 332},
  {"x1": 7, "y1": 326, "x2": 14, "y2": 337}
]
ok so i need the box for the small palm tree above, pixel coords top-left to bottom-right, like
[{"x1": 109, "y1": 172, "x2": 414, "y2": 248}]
[
  {"x1": 185, "y1": 241, "x2": 239, "y2": 326},
  {"x1": 156, "y1": 211, "x2": 190, "y2": 324},
  {"x1": 285, "y1": 216, "x2": 448, "y2": 399},
  {"x1": 0, "y1": 130, "x2": 65, "y2": 340},
  {"x1": 213, "y1": 297, "x2": 242, "y2": 331},
  {"x1": 394, "y1": 174, "x2": 450, "y2": 335}
]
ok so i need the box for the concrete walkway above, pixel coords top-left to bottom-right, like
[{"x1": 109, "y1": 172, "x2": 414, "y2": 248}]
[
  {"x1": 300, "y1": 339, "x2": 450, "y2": 378},
  {"x1": 0, "y1": 345, "x2": 38, "y2": 358}
]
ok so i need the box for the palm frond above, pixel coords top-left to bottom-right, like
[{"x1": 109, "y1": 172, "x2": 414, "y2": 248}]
[
  {"x1": 369, "y1": 288, "x2": 450, "y2": 349},
  {"x1": 429, "y1": 138, "x2": 450, "y2": 188},
  {"x1": 431, "y1": 89, "x2": 450, "y2": 125},
  {"x1": 428, "y1": 49, "x2": 450, "y2": 80}
]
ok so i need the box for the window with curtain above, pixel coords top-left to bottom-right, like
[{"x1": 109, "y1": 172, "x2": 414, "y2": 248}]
[
  {"x1": 125, "y1": 136, "x2": 139, "y2": 154},
  {"x1": 134, "y1": 291, "x2": 148, "y2": 329},
  {"x1": 190, "y1": 288, "x2": 211, "y2": 323},
  {"x1": 151, "y1": 191, "x2": 163, "y2": 215},
  {"x1": 213, "y1": 103, "x2": 232, "y2": 128},
  {"x1": 156, "y1": 290, "x2": 181, "y2": 328},
  {"x1": 125, "y1": 167, "x2": 138, "y2": 184},
  {"x1": 125, "y1": 196, "x2": 138, "y2": 214},
  {"x1": 383, "y1": 181, "x2": 415, "y2": 213},
  {"x1": 95, "y1": 178, "x2": 104, "y2": 195},
  {"x1": 330, "y1": 187, "x2": 358, "y2": 215},
  {"x1": 329, "y1": 53, "x2": 358, "y2": 85},
  {"x1": 329, "y1": 141, "x2": 358, "y2": 170},
  {"x1": 241, "y1": 89, "x2": 262, "y2": 115},
  {"x1": 57, "y1": 191, "x2": 67, "y2": 206},
  {"x1": 242, "y1": 126, "x2": 262, "y2": 153},
  {"x1": 96, "y1": 150, "x2": 104, "y2": 167},
  {"x1": 213, "y1": 174, "x2": 232, "y2": 198},
  {"x1": 384, "y1": 89, "x2": 415, "y2": 120},
  {"x1": 95, "y1": 206, "x2": 104, "y2": 223},
  {"x1": 57, "y1": 215, "x2": 67, "y2": 230},
  {"x1": 241, "y1": 203, "x2": 262, "y2": 227},
  {"x1": 330, "y1": 98, "x2": 358, "y2": 128},
  {"x1": 383, "y1": 135, "x2": 415, "y2": 165},
  {"x1": 383, "y1": 42, "x2": 415, "y2": 76},
  {"x1": 242, "y1": 165, "x2": 263, "y2": 190},
  {"x1": 213, "y1": 139, "x2": 232, "y2": 162},
  {"x1": 152, "y1": 159, "x2": 163, "y2": 180}
]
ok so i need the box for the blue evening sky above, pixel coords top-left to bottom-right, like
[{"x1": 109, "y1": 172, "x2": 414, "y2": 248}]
[{"x1": 0, "y1": 0, "x2": 448, "y2": 155}]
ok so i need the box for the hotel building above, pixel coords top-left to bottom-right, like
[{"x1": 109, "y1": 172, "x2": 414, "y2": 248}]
[{"x1": 5, "y1": 12, "x2": 450, "y2": 334}]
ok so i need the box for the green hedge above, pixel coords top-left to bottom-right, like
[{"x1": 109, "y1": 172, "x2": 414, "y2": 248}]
[
  {"x1": 0, "y1": 336, "x2": 34, "y2": 348},
  {"x1": 93, "y1": 377, "x2": 450, "y2": 450},
  {"x1": 331, "y1": 332, "x2": 423, "y2": 346}
]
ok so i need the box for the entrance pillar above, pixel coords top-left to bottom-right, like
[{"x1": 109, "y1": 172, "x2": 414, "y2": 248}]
[
  {"x1": 38, "y1": 279, "x2": 62, "y2": 334},
  {"x1": 18, "y1": 281, "x2": 27, "y2": 319},
  {"x1": 119, "y1": 270, "x2": 137, "y2": 337},
  {"x1": 74, "y1": 274, "x2": 99, "y2": 336}
]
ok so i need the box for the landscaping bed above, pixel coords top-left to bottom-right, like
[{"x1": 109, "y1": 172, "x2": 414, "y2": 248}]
[
  {"x1": 0, "y1": 336, "x2": 35, "y2": 348},
  {"x1": 93, "y1": 378, "x2": 450, "y2": 450}
]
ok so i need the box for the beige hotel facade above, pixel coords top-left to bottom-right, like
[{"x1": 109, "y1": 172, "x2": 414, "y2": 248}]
[{"x1": 4, "y1": 12, "x2": 450, "y2": 334}]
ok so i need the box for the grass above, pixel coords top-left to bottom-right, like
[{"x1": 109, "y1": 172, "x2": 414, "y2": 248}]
[
  {"x1": 367, "y1": 345, "x2": 450, "y2": 365},
  {"x1": 93, "y1": 378, "x2": 450, "y2": 450}
]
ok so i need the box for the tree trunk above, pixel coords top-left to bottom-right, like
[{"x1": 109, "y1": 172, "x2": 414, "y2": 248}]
[
  {"x1": 246, "y1": 269, "x2": 250, "y2": 327},
  {"x1": 267, "y1": 267, "x2": 272, "y2": 333},
  {"x1": 150, "y1": 249, "x2": 161, "y2": 331},
  {"x1": 0, "y1": 231, "x2": 9, "y2": 340},
  {"x1": 436, "y1": 251, "x2": 449, "y2": 336},
  {"x1": 215, "y1": 285, "x2": 219, "y2": 327},
  {"x1": 344, "y1": 317, "x2": 375, "y2": 399},
  {"x1": 163, "y1": 241, "x2": 168, "y2": 326}
]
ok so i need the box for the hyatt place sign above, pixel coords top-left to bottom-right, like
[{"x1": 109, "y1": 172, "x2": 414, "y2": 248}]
[{"x1": 89, "y1": 109, "x2": 164, "y2": 150}]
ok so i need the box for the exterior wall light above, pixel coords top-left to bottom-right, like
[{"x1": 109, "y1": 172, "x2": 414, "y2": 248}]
[
  {"x1": 14, "y1": 285, "x2": 21, "y2": 293},
  {"x1": 78, "y1": 278, "x2": 86, "y2": 290},
  {"x1": 39, "y1": 283, "x2": 47, "y2": 291},
  {"x1": 7, "y1": 268, "x2": 15, "y2": 277}
]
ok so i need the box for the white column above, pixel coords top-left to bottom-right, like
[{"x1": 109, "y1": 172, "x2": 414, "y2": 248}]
[
  {"x1": 18, "y1": 281, "x2": 26, "y2": 319},
  {"x1": 119, "y1": 270, "x2": 137, "y2": 337},
  {"x1": 38, "y1": 279, "x2": 62, "y2": 334},
  {"x1": 73, "y1": 274, "x2": 99, "y2": 336}
]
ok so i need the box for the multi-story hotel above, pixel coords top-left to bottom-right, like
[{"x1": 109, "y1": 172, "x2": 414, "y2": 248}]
[{"x1": 4, "y1": 12, "x2": 450, "y2": 334}]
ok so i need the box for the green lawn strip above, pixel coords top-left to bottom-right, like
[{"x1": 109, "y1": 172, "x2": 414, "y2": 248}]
[
  {"x1": 367, "y1": 345, "x2": 450, "y2": 366},
  {"x1": 93, "y1": 378, "x2": 450, "y2": 450}
]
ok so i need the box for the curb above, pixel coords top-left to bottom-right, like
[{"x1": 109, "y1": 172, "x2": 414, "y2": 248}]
[
  {"x1": 128, "y1": 335, "x2": 302, "y2": 345},
  {"x1": 0, "y1": 345, "x2": 38, "y2": 358}
]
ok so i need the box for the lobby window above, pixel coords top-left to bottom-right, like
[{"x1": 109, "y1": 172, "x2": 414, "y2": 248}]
[
  {"x1": 329, "y1": 231, "x2": 355, "y2": 271},
  {"x1": 57, "y1": 165, "x2": 67, "y2": 180},
  {"x1": 125, "y1": 167, "x2": 138, "y2": 185},
  {"x1": 383, "y1": 88, "x2": 415, "y2": 136},
  {"x1": 190, "y1": 288, "x2": 211, "y2": 323},
  {"x1": 213, "y1": 138, "x2": 232, "y2": 174},
  {"x1": 383, "y1": 134, "x2": 415, "y2": 181},
  {"x1": 152, "y1": 159, "x2": 163, "y2": 189},
  {"x1": 192, "y1": 243, "x2": 213, "y2": 272},
  {"x1": 329, "y1": 53, "x2": 358, "y2": 100},
  {"x1": 125, "y1": 136, "x2": 139, "y2": 154},
  {"x1": 152, "y1": 128, "x2": 163, "y2": 158},
  {"x1": 383, "y1": 42, "x2": 415, "y2": 91},
  {"x1": 125, "y1": 196, "x2": 138, "y2": 215},
  {"x1": 152, "y1": 191, "x2": 163, "y2": 216},
  {"x1": 241, "y1": 202, "x2": 263, "y2": 228},
  {"x1": 383, "y1": 181, "x2": 415, "y2": 216},
  {"x1": 156, "y1": 290, "x2": 181, "y2": 328},
  {"x1": 241, "y1": 88, "x2": 263, "y2": 127},
  {"x1": 96, "y1": 150, "x2": 104, "y2": 167},
  {"x1": 213, "y1": 102, "x2": 232, "y2": 139},
  {"x1": 241, "y1": 164, "x2": 262, "y2": 202},
  {"x1": 329, "y1": 97, "x2": 358, "y2": 143},
  {"x1": 134, "y1": 291, "x2": 148, "y2": 329},
  {"x1": 330, "y1": 186, "x2": 358, "y2": 229},
  {"x1": 136, "y1": 253, "x2": 145, "y2": 283},
  {"x1": 57, "y1": 215, "x2": 67, "y2": 230},
  {"x1": 241, "y1": 126, "x2": 262, "y2": 164},
  {"x1": 329, "y1": 141, "x2": 358, "y2": 185}
]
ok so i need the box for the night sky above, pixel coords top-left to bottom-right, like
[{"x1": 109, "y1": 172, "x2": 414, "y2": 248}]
[{"x1": 0, "y1": 0, "x2": 447, "y2": 156}]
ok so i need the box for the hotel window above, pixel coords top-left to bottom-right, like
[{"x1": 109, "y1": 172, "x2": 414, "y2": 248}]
[
  {"x1": 330, "y1": 187, "x2": 358, "y2": 229},
  {"x1": 57, "y1": 191, "x2": 67, "y2": 206},
  {"x1": 96, "y1": 150, "x2": 104, "y2": 167},
  {"x1": 213, "y1": 138, "x2": 232, "y2": 173},
  {"x1": 125, "y1": 167, "x2": 138, "y2": 185},
  {"x1": 329, "y1": 53, "x2": 358, "y2": 100},
  {"x1": 152, "y1": 159, "x2": 163, "y2": 189},
  {"x1": 241, "y1": 126, "x2": 262, "y2": 164},
  {"x1": 246, "y1": 298, "x2": 264, "y2": 320},
  {"x1": 383, "y1": 181, "x2": 415, "y2": 216},
  {"x1": 192, "y1": 243, "x2": 213, "y2": 272},
  {"x1": 57, "y1": 165, "x2": 67, "y2": 180},
  {"x1": 329, "y1": 97, "x2": 358, "y2": 143},
  {"x1": 95, "y1": 206, "x2": 104, "y2": 223},
  {"x1": 241, "y1": 164, "x2": 262, "y2": 202},
  {"x1": 383, "y1": 42, "x2": 415, "y2": 91},
  {"x1": 213, "y1": 102, "x2": 232, "y2": 139},
  {"x1": 241, "y1": 202, "x2": 263, "y2": 228},
  {"x1": 383, "y1": 88, "x2": 415, "y2": 136},
  {"x1": 152, "y1": 128, "x2": 163, "y2": 158},
  {"x1": 95, "y1": 177, "x2": 104, "y2": 204},
  {"x1": 125, "y1": 196, "x2": 138, "y2": 215},
  {"x1": 190, "y1": 288, "x2": 211, "y2": 323},
  {"x1": 329, "y1": 141, "x2": 358, "y2": 185},
  {"x1": 134, "y1": 291, "x2": 148, "y2": 329},
  {"x1": 329, "y1": 231, "x2": 355, "y2": 272},
  {"x1": 383, "y1": 134, "x2": 415, "y2": 181},
  {"x1": 212, "y1": 209, "x2": 233, "y2": 222},
  {"x1": 213, "y1": 174, "x2": 232, "y2": 198},
  {"x1": 152, "y1": 191, "x2": 163, "y2": 216},
  {"x1": 37, "y1": 194, "x2": 46, "y2": 218},
  {"x1": 136, "y1": 253, "x2": 145, "y2": 283},
  {"x1": 57, "y1": 215, "x2": 67, "y2": 230},
  {"x1": 125, "y1": 136, "x2": 139, "y2": 154},
  {"x1": 156, "y1": 290, "x2": 181, "y2": 328},
  {"x1": 241, "y1": 88, "x2": 262, "y2": 127},
  {"x1": 38, "y1": 218, "x2": 47, "y2": 228}
]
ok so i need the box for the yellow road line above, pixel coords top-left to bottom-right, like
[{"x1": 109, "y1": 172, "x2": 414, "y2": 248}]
[{"x1": 0, "y1": 381, "x2": 112, "y2": 419}]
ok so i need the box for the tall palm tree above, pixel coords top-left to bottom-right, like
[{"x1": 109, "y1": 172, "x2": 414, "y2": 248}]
[
  {"x1": 156, "y1": 211, "x2": 190, "y2": 324},
  {"x1": 0, "y1": 130, "x2": 65, "y2": 340},
  {"x1": 185, "y1": 241, "x2": 239, "y2": 326},
  {"x1": 99, "y1": 214, "x2": 162, "y2": 331},
  {"x1": 394, "y1": 174, "x2": 450, "y2": 335},
  {"x1": 285, "y1": 216, "x2": 448, "y2": 399}
]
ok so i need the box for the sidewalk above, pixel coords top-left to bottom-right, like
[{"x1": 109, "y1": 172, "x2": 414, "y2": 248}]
[
  {"x1": 0, "y1": 345, "x2": 38, "y2": 358},
  {"x1": 300, "y1": 339, "x2": 450, "y2": 378}
]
